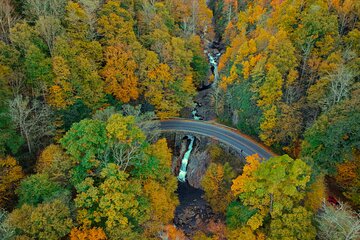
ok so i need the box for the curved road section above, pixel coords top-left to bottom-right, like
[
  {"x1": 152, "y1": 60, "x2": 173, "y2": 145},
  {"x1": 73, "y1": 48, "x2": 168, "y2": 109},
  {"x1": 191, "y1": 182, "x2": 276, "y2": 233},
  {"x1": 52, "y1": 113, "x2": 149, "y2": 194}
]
[{"x1": 160, "y1": 119, "x2": 274, "y2": 159}]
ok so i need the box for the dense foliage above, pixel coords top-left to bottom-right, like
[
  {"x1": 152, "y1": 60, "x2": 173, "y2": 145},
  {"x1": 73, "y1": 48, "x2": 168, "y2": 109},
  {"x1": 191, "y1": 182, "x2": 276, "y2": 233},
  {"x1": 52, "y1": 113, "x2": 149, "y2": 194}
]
[
  {"x1": 217, "y1": 0, "x2": 360, "y2": 210},
  {"x1": 2, "y1": 110, "x2": 178, "y2": 239},
  {"x1": 0, "y1": 0, "x2": 212, "y2": 159},
  {"x1": 218, "y1": 0, "x2": 360, "y2": 164},
  {"x1": 0, "y1": 0, "x2": 359, "y2": 239}
]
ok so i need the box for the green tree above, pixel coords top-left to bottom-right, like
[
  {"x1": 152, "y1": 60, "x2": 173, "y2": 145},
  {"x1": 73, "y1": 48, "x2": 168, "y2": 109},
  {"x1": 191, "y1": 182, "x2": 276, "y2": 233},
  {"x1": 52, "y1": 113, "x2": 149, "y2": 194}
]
[
  {"x1": 301, "y1": 93, "x2": 360, "y2": 174},
  {"x1": 0, "y1": 42, "x2": 23, "y2": 155},
  {"x1": 226, "y1": 81, "x2": 262, "y2": 136},
  {"x1": 22, "y1": 0, "x2": 67, "y2": 21},
  {"x1": 60, "y1": 119, "x2": 107, "y2": 185},
  {"x1": 226, "y1": 201, "x2": 257, "y2": 229},
  {"x1": 188, "y1": 35, "x2": 209, "y2": 87},
  {"x1": 24, "y1": 44, "x2": 53, "y2": 90},
  {"x1": 16, "y1": 173, "x2": 68, "y2": 206}
]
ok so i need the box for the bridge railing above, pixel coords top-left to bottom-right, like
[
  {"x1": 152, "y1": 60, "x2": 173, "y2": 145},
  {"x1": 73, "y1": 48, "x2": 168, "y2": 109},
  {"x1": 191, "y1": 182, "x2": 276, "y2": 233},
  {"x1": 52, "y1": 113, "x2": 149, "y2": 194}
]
[{"x1": 155, "y1": 117, "x2": 277, "y2": 157}]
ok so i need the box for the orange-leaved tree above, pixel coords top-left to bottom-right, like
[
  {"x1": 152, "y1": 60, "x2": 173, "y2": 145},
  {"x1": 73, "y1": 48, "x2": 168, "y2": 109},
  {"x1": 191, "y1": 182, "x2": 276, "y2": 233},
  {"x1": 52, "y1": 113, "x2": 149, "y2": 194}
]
[
  {"x1": 101, "y1": 45, "x2": 139, "y2": 103},
  {"x1": 70, "y1": 227, "x2": 107, "y2": 240}
]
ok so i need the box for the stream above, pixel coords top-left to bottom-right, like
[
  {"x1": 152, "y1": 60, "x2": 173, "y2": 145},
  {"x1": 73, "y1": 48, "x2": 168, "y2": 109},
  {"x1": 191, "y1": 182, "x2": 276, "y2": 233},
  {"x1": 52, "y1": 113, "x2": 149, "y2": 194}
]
[
  {"x1": 173, "y1": 40, "x2": 224, "y2": 237},
  {"x1": 177, "y1": 41, "x2": 221, "y2": 182},
  {"x1": 207, "y1": 51, "x2": 221, "y2": 87}
]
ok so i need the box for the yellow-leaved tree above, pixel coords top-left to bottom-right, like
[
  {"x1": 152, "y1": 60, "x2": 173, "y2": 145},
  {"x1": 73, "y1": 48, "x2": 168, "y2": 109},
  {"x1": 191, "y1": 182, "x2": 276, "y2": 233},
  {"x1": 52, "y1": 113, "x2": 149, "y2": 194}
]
[
  {"x1": 0, "y1": 156, "x2": 24, "y2": 208},
  {"x1": 231, "y1": 154, "x2": 316, "y2": 239},
  {"x1": 305, "y1": 175, "x2": 327, "y2": 212},
  {"x1": 201, "y1": 162, "x2": 235, "y2": 213}
]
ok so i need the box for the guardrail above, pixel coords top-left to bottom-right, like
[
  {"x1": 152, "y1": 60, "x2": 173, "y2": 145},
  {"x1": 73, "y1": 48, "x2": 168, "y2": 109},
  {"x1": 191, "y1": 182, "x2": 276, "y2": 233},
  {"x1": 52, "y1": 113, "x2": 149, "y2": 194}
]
[{"x1": 156, "y1": 117, "x2": 277, "y2": 157}]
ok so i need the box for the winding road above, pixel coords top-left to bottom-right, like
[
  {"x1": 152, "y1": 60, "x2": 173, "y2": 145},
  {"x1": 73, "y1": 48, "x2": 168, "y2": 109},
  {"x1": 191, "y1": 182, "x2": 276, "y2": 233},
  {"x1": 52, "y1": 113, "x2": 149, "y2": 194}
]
[{"x1": 160, "y1": 119, "x2": 275, "y2": 159}]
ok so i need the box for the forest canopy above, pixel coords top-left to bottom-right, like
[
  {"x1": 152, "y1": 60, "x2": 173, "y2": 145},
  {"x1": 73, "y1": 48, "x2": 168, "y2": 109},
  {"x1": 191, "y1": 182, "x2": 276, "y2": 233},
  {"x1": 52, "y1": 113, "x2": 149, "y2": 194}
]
[{"x1": 0, "y1": 0, "x2": 359, "y2": 239}]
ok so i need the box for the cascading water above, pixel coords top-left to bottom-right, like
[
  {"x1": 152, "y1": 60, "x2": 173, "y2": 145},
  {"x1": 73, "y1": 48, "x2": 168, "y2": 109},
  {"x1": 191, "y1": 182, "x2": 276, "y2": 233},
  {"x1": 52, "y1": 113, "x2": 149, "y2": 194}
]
[
  {"x1": 192, "y1": 104, "x2": 202, "y2": 120},
  {"x1": 177, "y1": 135, "x2": 195, "y2": 182},
  {"x1": 176, "y1": 47, "x2": 221, "y2": 182},
  {"x1": 208, "y1": 52, "x2": 221, "y2": 87},
  {"x1": 177, "y1": 106, "x2": 201, "y2": 182}
]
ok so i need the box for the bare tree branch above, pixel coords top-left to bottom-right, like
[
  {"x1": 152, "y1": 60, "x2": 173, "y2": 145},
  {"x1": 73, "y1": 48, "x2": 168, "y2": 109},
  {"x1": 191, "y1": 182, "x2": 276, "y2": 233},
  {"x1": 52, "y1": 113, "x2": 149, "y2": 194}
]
[
  {"x1": 9, "y1": 95, "x2": 54, "y2": 153},
  {"x1": 0, "y1": 0, "x2": 19, "y2": 43}
]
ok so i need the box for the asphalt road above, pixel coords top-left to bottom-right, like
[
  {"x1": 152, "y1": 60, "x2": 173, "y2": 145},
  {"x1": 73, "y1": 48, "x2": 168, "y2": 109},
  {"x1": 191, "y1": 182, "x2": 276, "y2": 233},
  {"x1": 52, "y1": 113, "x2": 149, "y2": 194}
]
[{"x1": 160, "y1": 119, "x2": 275, "y2": 159}]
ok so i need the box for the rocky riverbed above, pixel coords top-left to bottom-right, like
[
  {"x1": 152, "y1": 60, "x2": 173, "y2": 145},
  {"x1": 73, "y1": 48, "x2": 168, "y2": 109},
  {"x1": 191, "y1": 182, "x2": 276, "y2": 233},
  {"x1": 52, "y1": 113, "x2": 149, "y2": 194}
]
[{"x1": 174, "y1": 182, "x2": 225, "y2": 238}]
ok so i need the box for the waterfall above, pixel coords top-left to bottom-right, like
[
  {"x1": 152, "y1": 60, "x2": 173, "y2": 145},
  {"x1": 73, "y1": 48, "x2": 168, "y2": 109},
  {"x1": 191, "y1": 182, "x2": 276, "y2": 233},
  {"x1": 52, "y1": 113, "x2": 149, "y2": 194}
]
[
  {"x1": 192, "y1": 109, "x2": 201, "y2": 120},
  {"x1": 208, "y1": 52, "x2": 221, "y2": 87},
  {"x1": 176, "y1": 49, "x2": 221, "y2": 182},
  {"x1": 177, "y1": 106, "x2": 201, "y2": 182},
  {"x1": 178, "y1": 136, "x2": 195, "y2": 182}
]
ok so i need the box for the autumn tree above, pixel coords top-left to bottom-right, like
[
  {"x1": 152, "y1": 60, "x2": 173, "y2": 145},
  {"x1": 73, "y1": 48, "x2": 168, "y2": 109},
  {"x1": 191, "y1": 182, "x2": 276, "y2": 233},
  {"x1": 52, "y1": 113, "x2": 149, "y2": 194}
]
[
  {"x1": 143, "y1": 179, "x2": 178, "y2": 235},
  {"x1": 50, "y1": 1, "x2": 105, "y2": 109},
  {"x1": 36, "y1": 144, "x2": 72, "y2": 184},
  {"x1": 101, "y1": 45, "x2": 139, "y2": 103},
  {"x1": 77, "y1": 0, "x2": 103, "y2": 39},
  {"x1": 121, "y1": 104, "x2": 159, "y2": 140},
  {"x1": 305, "y1": 175, "x2": 327, "y2": 212},
  {"x1": 47, "y1": 56, "x2": 73, "y2": 108},
  {"x1": 74, "y1": 164, "x2": 150, "y2": 239},
  {"x1": 59, "y1": 111, "x2": 177, "y2": 238},
  {"x1": 97, "y1": 0, "x2": 137, "y2": 46},
  {"x1": 70, "y1": 227, "x2": 107, "y2": 240},
  {"x1": 201, "y1": 162, "x2": 235, "y2": 213},
  {"x1": 143, "y1": 62, "x2": 182, "y2": 118},
  {"x1": 0, "y1": 156, "x2": 24, "y2": 208},
  {"x1": 140, "y1": 37, "x2": 196, "y2": 118},
  {"x1": 231, "y1": 154, "x2": 316, "y2": 239},
  {"x1": 192, "y1": 231, "x2": 219, "y2": 240},
  {"x1": 6, "y1": 199, "x2": 73, "y2": 240},
  {"x1": 161, "y1": 225, "x2": 186, "y2": 240},
  {"x1": 335, "y1": 153, "x2": 360, "y2": 206},
  {"x1": 217, "y1": 0, "x2": 360, "y2": 168},
  {"x1": 103, "y1": 113, "x2": 147, "y2": 171}
]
